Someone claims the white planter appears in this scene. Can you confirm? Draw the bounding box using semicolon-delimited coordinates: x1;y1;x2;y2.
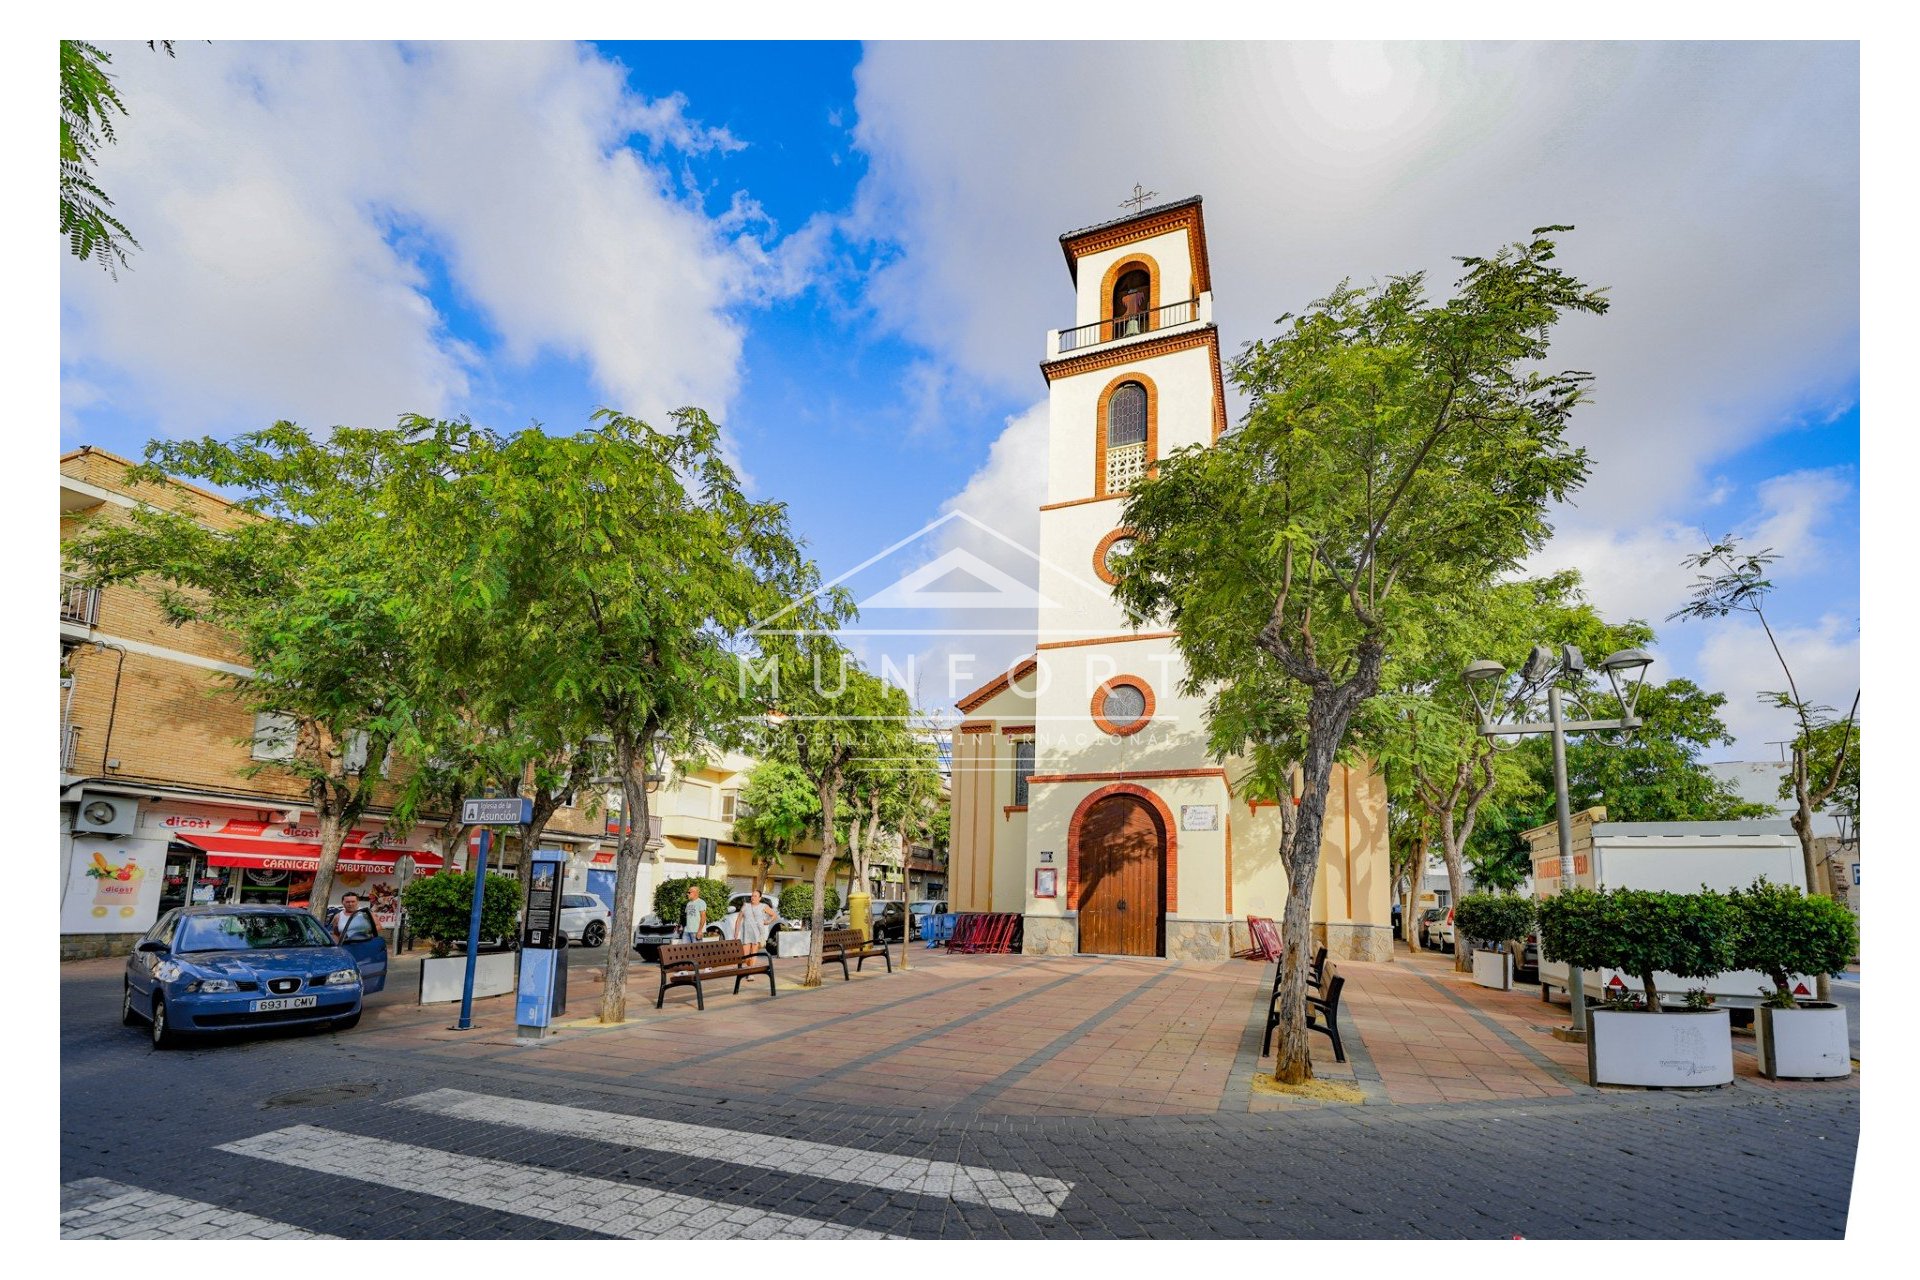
1757;1002;1851;1079
1472;948;1513;991
1587;1007;1733;1088
773;930;812;958
418;951;517;1004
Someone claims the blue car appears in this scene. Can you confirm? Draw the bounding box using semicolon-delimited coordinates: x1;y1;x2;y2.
122;904;387;1049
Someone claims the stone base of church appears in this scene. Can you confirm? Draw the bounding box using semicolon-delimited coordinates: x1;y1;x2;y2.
1021;915;1077;956
1315;921;1396;963
1165;919;1232;962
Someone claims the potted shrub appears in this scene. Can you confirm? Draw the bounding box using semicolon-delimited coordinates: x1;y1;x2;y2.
1454;892;1535;991
1538;886;1738;1087
652;876;735;938
1731;878;1857;1079
773;883;840;956
402;870;522;1003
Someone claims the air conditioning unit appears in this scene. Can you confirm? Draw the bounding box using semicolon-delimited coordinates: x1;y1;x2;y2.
74;790;140;837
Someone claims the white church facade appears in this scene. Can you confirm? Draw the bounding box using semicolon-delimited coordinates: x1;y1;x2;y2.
947;196;1393;963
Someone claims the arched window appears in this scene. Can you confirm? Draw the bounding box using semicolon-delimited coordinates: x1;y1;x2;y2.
1107;382;1148;448
1112;269;1151;336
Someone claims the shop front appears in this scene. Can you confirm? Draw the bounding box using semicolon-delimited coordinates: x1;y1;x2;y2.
172;819;442;928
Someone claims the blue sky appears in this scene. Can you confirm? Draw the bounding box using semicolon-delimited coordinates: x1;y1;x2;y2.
59;41;1859;754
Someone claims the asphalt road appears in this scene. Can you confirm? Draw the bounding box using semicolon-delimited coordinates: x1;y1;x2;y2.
62;951;1859;1240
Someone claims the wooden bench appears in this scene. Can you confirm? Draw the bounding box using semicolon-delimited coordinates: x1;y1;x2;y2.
821;929;892;980
1262;960;1346;1063
655;939;776;1010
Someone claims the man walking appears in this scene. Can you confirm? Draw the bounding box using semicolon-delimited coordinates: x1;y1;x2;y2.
681;884;708;943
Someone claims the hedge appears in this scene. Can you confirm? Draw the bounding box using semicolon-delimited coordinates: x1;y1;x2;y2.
1730;877;1858;1005
652;877;732;933
1537;886;1740;1010
400;870;522;958
1453;893;1536;948
778;882;840;925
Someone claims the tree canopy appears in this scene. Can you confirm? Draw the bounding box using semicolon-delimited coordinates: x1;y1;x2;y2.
1115;228;1607;1081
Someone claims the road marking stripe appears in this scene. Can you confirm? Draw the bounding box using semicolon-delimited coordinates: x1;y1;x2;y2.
61;1177;334;1240
217;1125;894;1239
394;1087;1074;1217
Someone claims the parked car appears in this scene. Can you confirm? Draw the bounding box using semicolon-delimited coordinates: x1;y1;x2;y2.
908;899;948;939
1431;906;1456;952
631;908;731;961
1416;907;1445;950
559;893;611;948
122;905;386;1049
869;901;910;943
1506;930;1540;981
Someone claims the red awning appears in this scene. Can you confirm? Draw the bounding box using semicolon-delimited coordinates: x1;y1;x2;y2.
179;833;442;875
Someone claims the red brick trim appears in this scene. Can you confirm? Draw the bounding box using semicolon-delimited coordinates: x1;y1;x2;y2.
1091;527;1141;586
1038;493;1128;513
1060;200;1209;295
1095;253;1162;346
1003;804;1028;817
957;721;994;734
1090;675;1155;737
1029;767;1227;785
1093;371;1158;499
1065;783;1177;913
999;724;1036;735
955;657;1038;713
1035;630;1172;651
1041;326;1216;384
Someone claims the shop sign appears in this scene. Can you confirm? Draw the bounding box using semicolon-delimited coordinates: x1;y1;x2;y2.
63;836;167;934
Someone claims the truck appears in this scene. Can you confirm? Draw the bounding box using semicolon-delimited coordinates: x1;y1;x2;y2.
1530;813;1815;1024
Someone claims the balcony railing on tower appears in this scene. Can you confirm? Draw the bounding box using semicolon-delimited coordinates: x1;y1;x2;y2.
61;574;99;628
1056;298;1199;356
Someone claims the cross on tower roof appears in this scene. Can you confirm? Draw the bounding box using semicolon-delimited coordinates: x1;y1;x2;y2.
1119;183;1159;215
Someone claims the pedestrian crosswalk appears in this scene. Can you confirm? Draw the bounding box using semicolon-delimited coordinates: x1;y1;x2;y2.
62;1086;1077;1240
396;1087;1074;1216
61;1177;337;1240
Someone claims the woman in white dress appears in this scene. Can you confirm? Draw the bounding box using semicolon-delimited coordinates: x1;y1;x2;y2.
737;890;777;954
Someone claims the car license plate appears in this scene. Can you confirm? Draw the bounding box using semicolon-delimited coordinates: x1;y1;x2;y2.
249;995;318;1012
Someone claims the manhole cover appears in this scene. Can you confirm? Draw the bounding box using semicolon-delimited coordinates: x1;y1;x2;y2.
261;1080;382;1108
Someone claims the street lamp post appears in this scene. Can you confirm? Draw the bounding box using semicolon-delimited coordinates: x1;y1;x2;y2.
1463;645;1652;1039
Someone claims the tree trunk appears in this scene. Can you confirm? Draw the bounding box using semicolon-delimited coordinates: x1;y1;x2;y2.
309;798;347;923
1789;753;1833;1001
598;730;652;1024
1640;970;1663;1011
803;779;839;987
438;818;471;875
1441;827;1470;972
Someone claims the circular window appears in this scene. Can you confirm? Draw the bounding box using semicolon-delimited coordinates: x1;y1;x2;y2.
1093;528;1140;586
1090;677;1155;736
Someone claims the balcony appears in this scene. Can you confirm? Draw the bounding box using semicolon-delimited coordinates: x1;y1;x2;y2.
61;574;99;629
1050;295;1207;359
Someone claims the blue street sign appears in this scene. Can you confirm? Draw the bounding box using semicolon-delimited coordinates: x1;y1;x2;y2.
461;796;534;826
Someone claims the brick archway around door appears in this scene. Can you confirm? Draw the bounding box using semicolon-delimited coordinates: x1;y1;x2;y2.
1066;782;1178;913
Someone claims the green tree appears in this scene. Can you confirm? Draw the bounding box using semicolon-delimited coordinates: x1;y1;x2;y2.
1538;886;1739;1011
395;410;829;1024
1729;878;1858;1004
735;760;819;892
1114;229;1605;1081
1453;892;1535;950
1672;536;1859;996
1377;572;1625;968
60;40;174;274
400;870;520;957
65;424;417;919
756;640;906;986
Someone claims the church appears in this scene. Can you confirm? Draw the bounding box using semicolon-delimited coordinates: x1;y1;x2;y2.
946;195;1393;964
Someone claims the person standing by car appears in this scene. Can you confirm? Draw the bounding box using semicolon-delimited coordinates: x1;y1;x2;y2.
681;885;708;943
733;890;777;954
330;892;369;942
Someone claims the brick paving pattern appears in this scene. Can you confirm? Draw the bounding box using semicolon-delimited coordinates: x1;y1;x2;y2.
61;940;1859;1239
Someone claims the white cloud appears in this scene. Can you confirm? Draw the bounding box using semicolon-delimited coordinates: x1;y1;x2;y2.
61;41;804;443
1695;614;1860;755
845;42;1858;520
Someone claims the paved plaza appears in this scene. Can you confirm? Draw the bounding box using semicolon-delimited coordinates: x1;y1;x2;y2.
61;942;1859;1239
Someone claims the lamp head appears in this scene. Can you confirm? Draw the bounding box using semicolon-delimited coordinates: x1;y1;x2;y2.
1598;648;1655;723
1461;659;1508;729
